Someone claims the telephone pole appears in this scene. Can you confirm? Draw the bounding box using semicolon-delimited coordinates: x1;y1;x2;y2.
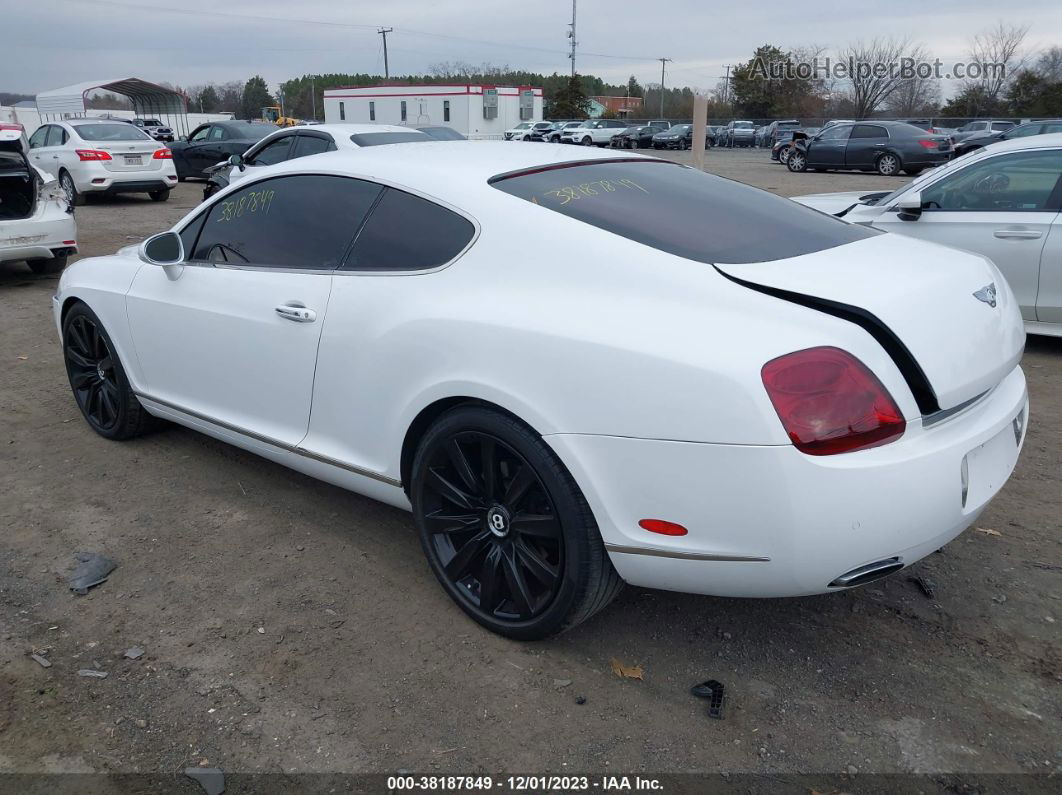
723;64;732;104
658;57;672;117
378;27;393;79
567;1;577;77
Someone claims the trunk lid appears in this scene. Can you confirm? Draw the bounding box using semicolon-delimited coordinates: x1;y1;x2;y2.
715;233;1025;412
97;140;163;172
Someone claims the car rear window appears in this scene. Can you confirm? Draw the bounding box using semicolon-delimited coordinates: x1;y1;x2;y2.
74;124;151;141
490;160;876;264
349;132;429;146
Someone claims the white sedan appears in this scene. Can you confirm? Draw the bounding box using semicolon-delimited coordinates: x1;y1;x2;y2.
793;134;1062;337
54;142;1028;639
27;118;177;205
0;123;77;274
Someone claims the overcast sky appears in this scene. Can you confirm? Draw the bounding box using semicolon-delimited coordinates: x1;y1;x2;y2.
6;0;1062;95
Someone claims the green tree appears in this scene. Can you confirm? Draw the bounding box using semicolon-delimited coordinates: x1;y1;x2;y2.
940;83;1008;118
546;75;592;119
197;85;220;113
627;75;643;98
239;75;275;120
1005;69;1062;116
731;44;815;118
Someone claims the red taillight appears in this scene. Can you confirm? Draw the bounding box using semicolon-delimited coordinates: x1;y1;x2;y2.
638;519;688;537
0;123;24;132
761;346;905;456
76;149;112;161
917;139;938;149
153;149;172;159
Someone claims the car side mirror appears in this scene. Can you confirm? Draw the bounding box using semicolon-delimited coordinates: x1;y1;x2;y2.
139;231;184;265
228;153;245;171
896;190;923;221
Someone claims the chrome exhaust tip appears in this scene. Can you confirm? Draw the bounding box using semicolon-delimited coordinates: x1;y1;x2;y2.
828;557;904;588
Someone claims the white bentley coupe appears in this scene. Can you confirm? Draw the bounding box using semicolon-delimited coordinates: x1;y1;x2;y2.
55;142;1028;639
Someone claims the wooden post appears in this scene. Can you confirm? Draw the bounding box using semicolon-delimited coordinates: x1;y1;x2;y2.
692;93;708;170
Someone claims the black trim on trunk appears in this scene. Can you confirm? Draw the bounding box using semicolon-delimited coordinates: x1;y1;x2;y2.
715;267;941;415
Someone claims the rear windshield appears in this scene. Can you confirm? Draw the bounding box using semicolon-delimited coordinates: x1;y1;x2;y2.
349;132;428;146
74;124;152;141
490;160;875;264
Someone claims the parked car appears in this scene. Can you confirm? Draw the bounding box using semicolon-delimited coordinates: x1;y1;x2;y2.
722;121;756;147
787;121;952;176
953;119;1062;157
707;126;723;146
648;119;672;129
55;141;1027;639
754;126;769;147
0;123;76;275
651;124;713;150
132;118;174;143
545;121;583;143
611;125;665;149
169;120;276;181
26;118;177;205
766;120;802;147
792;133;1062;336
415;126;467;141
202;124;431;200
770;130;801;163
527;122;559;141
952;119;1017;144
504;122;537;141
559;119;628;146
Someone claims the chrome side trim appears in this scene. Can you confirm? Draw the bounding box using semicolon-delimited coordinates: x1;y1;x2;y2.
135;392;402;488
605;543;770;562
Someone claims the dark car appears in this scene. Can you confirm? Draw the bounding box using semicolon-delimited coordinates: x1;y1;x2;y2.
651;124;713;150
953;119;1062;157
415;126;467;141
612;125;665;149
770;129;802;163
169;120;277;180
951;119;1017;145
766;119;801;147
787;121;952;176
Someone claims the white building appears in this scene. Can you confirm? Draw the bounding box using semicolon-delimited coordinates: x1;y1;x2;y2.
322;84;543;139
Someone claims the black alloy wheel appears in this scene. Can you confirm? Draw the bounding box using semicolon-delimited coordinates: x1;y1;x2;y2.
412;406;622;639
62;303;162;440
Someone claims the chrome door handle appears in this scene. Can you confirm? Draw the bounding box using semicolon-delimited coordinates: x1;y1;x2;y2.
275;304;317;323
993;229;1042;240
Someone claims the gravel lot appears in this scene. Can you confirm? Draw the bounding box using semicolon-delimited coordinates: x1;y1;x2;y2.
1;146;1059;787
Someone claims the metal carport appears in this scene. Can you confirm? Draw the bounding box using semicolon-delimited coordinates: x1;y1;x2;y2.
35;78;190;138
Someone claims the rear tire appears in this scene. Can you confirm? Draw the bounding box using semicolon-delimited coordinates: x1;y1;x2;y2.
62;302;164;441
27;255;68;275
149;189;170;202
411;405;622;640
59;171;84;207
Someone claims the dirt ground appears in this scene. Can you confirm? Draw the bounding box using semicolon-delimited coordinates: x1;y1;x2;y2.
1;147;1059;789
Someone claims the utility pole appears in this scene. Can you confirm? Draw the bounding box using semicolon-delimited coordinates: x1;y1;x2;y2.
567;0;577;77
658;57;672;117
723;64;732;105
311;77;317;121
378;27;393;79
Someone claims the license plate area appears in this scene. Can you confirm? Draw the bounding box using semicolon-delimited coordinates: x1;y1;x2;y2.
124;155;143;166
962;412;1022;512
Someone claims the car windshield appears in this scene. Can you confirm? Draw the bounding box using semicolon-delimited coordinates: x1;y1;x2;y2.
74;123;152;141
349;132;430;146
491;160;875;264
734;122;754;129
141;119;162;126
514;123;532;130
671;125;691;133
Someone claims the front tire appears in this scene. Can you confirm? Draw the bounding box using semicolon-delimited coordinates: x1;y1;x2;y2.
62;302;163;440
27;255;68;275
787;150;808;172
149;189;170;202
411;406;622;640
60;171;84;207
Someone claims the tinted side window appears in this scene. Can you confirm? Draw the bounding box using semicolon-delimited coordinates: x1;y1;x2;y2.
179;212;207;257
192;175;383;269
292;134;336;157
818;125;851;141
249;135;295;165
208;126;226;141
343;188;475;271
28;127;49;148
45;126;66;146
920;150;1062;212
851;125;886;139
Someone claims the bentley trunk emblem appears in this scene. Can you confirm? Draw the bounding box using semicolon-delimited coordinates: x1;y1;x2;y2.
973;283;997;308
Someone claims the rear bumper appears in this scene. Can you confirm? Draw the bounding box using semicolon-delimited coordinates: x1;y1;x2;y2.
75;164;178;194
546;365;1027;598
98;179;174;195
0;210;77;264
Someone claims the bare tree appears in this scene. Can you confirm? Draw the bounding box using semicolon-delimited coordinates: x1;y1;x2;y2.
883;72;941;116
1036;45;1062;82
968;21;1029;102
838;38;926;118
